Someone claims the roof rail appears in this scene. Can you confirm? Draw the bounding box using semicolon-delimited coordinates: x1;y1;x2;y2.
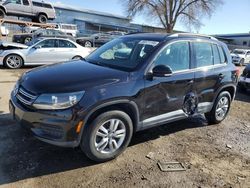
169;33;218;41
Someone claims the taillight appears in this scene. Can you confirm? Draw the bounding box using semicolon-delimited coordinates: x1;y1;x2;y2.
236;68;241;78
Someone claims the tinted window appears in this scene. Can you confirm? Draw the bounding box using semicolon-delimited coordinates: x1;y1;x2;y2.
194;42;213;67
154;41;190;71
212;44;220;65
218;46;226;63
58;40;76;48
37;39;57;48
10;0;21;4
23;0;29;5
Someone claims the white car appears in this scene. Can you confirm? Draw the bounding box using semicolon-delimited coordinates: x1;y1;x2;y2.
0;38;92;69
231;49;250;66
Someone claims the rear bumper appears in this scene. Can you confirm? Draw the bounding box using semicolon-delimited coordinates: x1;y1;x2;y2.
10;92;82;148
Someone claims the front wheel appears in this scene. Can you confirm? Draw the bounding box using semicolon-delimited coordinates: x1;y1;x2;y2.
205;91;231;124
84;41;93;47
81;111;133;162
4;54;24;69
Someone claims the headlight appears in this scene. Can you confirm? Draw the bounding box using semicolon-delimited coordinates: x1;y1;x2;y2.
33;91;85;110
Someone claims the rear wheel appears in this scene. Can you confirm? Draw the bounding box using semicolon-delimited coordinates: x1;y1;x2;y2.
81;110;133;162
24;36;32;44
84;41;92;47
4;54;24;69
72;56;82;60
205;91;231;124
37;14;48;23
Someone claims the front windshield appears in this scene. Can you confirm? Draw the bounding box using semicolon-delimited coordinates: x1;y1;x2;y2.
233;50;246;55
86;38;160;71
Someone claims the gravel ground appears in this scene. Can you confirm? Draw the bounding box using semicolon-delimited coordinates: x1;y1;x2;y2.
0;67;249;188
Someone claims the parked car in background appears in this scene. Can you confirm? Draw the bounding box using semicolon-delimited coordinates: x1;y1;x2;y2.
9;33;238;162
13;28;76;44
0;38;91;69
0;0;56;23
55;23;78;37
238;64;250;92
76;31;126;47
231;49;250;66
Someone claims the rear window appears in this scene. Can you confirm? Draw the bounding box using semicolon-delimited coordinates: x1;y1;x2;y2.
218;46;226;63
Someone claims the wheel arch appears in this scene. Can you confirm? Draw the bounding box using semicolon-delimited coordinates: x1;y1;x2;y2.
214;84;236;103
3;53;26;64
0;6;7;14
80;100;140;141
37;12;48;18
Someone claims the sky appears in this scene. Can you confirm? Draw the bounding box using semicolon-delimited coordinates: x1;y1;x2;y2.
48;0;250;35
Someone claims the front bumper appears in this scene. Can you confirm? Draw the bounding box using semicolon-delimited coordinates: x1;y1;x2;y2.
10;92;83;147
238;76;250;89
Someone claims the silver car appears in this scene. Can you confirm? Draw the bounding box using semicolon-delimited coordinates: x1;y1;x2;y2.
0;38;92;69
0;0;56;23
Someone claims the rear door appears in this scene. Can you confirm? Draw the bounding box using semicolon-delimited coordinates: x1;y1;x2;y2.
57;39;78;60
142;40;195;126
192;41;226;113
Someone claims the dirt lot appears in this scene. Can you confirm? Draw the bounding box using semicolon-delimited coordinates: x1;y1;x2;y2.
0;67;249;188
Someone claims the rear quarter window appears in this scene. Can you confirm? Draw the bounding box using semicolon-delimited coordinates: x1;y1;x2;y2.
218;46;226;64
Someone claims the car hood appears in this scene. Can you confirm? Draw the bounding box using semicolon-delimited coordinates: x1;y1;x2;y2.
19;60;129;94
0;41;28;49
231;53;244;58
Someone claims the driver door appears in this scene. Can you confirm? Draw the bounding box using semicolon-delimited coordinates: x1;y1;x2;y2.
26;39;59;64
142;41;195;127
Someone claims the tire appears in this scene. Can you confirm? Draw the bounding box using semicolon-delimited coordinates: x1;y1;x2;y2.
72;56;82;60
24;36;32;44
84;41;92;47
81;110;133;162
205;91;232;125
0;9;5;19
4;54;24;69
37;14;48;24
239;59;245;66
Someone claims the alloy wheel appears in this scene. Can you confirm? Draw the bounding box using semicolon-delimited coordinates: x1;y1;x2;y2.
94;119;126;154
215;96;229;121
5;55;22;69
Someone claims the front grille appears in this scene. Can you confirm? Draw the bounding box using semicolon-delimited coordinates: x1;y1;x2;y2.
16;87;37;106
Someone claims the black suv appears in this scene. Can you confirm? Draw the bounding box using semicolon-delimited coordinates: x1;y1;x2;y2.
10;33;239;162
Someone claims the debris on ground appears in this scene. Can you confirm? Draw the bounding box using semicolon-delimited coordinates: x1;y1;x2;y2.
146;152;155;160
157;161;186;172
226;144;232;149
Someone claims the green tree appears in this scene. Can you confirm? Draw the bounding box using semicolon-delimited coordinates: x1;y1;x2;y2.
122;0;223;33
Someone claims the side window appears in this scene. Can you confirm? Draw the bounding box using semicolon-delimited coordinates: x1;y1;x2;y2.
212;44;220;65
10;0;21;4
218;46;226;64
58;40;76;48
36;39;57;48
154;41;190;71
22;0;29;5
193;42;213;67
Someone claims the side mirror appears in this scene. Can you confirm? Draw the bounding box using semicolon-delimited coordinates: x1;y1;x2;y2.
152;64;173;77
34;45;42;49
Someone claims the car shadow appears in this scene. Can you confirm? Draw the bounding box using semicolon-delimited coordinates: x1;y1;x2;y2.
0;113;208;185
